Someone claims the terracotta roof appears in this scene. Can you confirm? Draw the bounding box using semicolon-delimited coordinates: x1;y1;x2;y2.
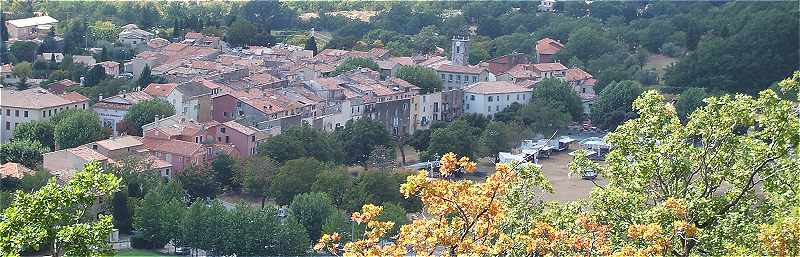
532;62;567;72
376;60;398;70
536;38;564;55
389;57;414;66
95;135;143;151
565;68;593;81
143;154;173;169
148;38;170;49
68;146;111;162
185;32;203;39
143;83;178;97
46;79;79;94
195;79;221;90
314;77;344;90
368;48;390;58
464;81;532;94
223;121;257;135
1;88;88;109
142;137;204;157
164;43;189;52
0;162;32;179
436;64;485;74
505;64;538;79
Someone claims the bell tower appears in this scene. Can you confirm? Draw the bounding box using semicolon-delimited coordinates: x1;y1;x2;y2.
451;35;470;66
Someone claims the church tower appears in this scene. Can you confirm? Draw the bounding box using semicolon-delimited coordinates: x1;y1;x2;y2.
451;35;470;66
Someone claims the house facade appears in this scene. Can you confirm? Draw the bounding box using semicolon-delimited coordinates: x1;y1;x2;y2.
462;81;533;119
5;16;58;40
0;88;89;143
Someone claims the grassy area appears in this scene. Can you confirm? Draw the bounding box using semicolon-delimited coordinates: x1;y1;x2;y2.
113;249;166;257
644;54;678;77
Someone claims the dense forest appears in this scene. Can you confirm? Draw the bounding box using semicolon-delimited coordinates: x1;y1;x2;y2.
5;0;797;94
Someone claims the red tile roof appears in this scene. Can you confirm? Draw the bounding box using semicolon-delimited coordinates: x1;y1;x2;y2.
565;67;593;81
536;38;564;55
142;137;204;157
0;162;32;179
143;83;178;97
61;92;90;103
532;62;568;72
464;81;532;94
46;79;79;94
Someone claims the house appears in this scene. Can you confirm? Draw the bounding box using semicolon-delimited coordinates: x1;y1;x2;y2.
97;61;121;76
118;24;154;47
40;53;65;63
93;90;154;136
212;121;261;156
479;53;529;75
143;82;212;122
1;64;18;85
0;162;33;179
0;88;89;143
435;64;493;91
182;32;224;50
462;81;533;119
538;0;557;12
535;38;564;63
43;145;114;182
141;136;206;172
565;67;597;114
5;15;58;40
45;79;79;94
499;62;568;84
409;89;463;133
87;135;145;159
73;55;97;66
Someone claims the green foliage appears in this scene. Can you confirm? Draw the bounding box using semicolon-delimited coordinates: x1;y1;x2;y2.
376;202;408;237
237;156;278;203
590;80;643;130
111;190;133;234
270;158;325;205
211;153;237;190
54;109;106;149
133;183;185;249
426;120;479;159
518;101;572;135
347;171;420;212
336;119;393;167
0;139;47;169
395;65;442;94
531;78;584;121
123;99;176;136
9;41;37;63
675;87;709;121
137;65;152;86
11;120;55;151
0;162;120;256
412;25;442;55
83;64;107;87
176;165;220;202
331;57;380;77
478;121;528;160
311;167;353;209
290;192;335;241
259;124;344;164
225;18;258;47
305;35;318;55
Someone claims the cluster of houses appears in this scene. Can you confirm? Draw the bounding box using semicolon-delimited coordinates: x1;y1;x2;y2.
2;14;598;182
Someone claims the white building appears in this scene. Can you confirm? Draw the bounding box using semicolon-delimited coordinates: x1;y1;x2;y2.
0;87;89;143
5;15;58;40
118;24;154;47
93;90;154;136
462;81;532;119
538;0;557;12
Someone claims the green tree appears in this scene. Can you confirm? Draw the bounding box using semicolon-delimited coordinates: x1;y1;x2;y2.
12;62;32;90
376;202;408;237
305;35;318;55
518;100;572;135
336;119;393;168
83;64;106;87
555;26;616;63
590;80;643;130
53;109;106;149
330;57;380;77
290;192;335;241
12;120;55;150
133;185;186;249
311;167;353;209
237;156;279;207
675;87;709;121
412;25;441;55
426;120;479;159
275;216;311;255
111;190;133;234
477;121;511;160
225;18;257;47
0;162;120;256
87;21;119;43
346;172;417;212
123;98;175;136
258;124;344;164
531;78;584;121
211;153;237;190
0;139;47;169
570;73;800;255
177;165;220;202
395;65;442;94
270;158;325;205
137;65;152;86
9;41;37;63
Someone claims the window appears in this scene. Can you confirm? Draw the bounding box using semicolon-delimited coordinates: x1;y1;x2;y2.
5;122;9;130
582;87;586;93
5;109;9;116
42;111;46;117
448;74;453;82
14;110;19;117
496;106;499;111
466;104;470;110
225;136;230;143
456;75;461;81
472;76;477;82
470;95;475;101
251;135;255;142
23;111;28;118
433;103;439;112
522;94;526;100
165;169;170;177
517;94;520;100
48;110;52;116
507;95;510;101
488;96;493;102
221;127;226;133
441;74;446;80
488;106;491;112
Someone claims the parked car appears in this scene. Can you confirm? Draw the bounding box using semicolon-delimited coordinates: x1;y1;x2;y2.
582;169;598;180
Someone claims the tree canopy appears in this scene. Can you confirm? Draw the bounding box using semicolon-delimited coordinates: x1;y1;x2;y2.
336;119;393;167
259;124;344;164
53;109;106;149
123;98;176;136
395;65;442;94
